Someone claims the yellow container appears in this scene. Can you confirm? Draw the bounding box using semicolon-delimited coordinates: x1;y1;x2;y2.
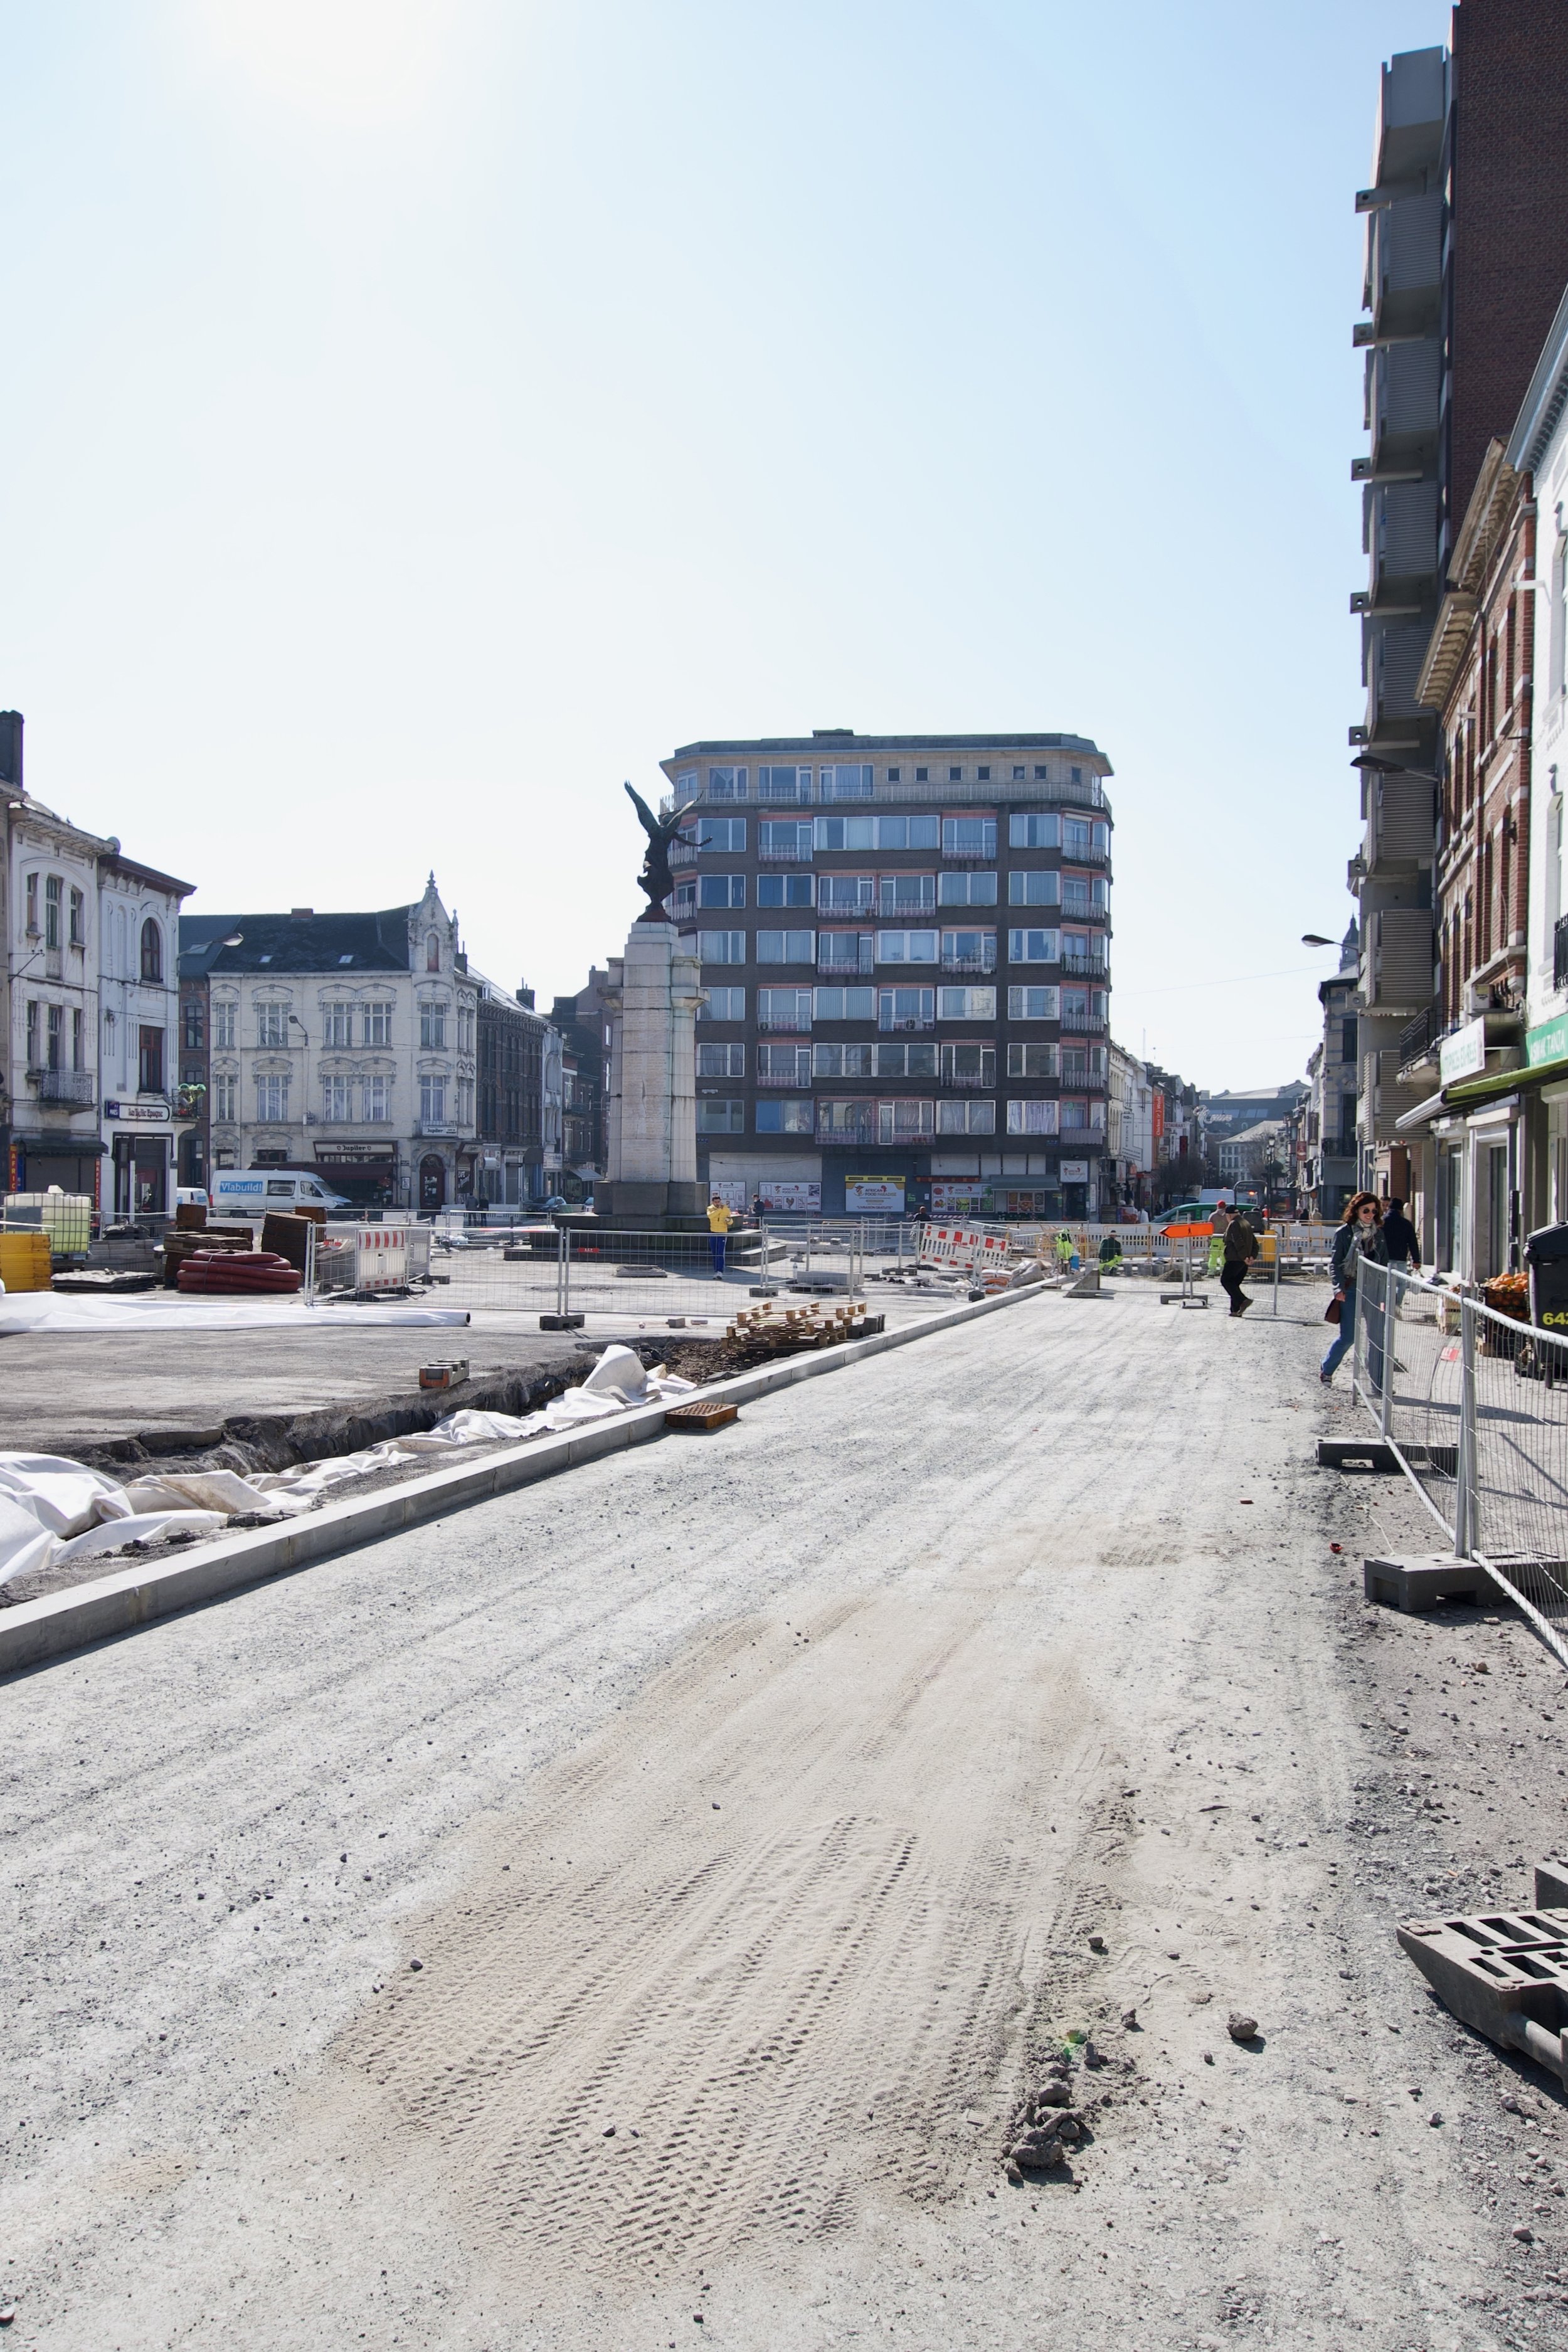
0;1230;53;1291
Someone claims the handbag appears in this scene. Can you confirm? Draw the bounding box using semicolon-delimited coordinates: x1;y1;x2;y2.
1323;1296;1343;1325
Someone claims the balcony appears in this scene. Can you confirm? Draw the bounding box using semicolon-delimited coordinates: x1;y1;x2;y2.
756;780;813;805
941;844;997;864
756;1014;812;1034
818;948;874;977
1397;1004;1440;1072
941;950;997;973
1061;955;1108;979
757;1068;810;1086
665;773;1109;818
29;1068;95;1105
758;844;812;863
943;1069;995;1089
817;1121;876;1148
1061;1011;1106;1033
1061;902;1108;926
877;1015;935;1034
669;842;697;868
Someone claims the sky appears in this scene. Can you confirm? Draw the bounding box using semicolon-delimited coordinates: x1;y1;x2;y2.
0;0;1451;1091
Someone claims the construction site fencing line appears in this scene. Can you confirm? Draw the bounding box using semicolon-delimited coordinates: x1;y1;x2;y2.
1352;1259;1568;1671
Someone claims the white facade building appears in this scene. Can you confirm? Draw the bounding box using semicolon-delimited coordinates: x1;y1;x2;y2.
181;879;478;1212
1;716;191;1210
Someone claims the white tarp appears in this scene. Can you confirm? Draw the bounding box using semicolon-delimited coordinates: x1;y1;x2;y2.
0;1295;471;1335
0;1347;698;1590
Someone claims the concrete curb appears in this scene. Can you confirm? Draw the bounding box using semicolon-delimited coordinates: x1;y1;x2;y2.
0;1278;1046;1677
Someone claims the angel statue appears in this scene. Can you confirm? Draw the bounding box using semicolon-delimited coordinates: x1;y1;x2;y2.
625;781;686;920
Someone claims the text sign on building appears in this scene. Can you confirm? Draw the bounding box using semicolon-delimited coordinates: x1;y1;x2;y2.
845;1176;904;1213
1059;1159;1089;1182
1439;1019;1487;1084
103;1099;171;1123
1528;1015;1568;1068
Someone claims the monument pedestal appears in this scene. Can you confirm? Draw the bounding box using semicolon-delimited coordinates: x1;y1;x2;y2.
594;920;707;1229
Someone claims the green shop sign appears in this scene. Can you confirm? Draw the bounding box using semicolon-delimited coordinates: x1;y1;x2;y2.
1528;1016;1568;1067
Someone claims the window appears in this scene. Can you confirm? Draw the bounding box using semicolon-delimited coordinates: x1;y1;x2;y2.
1009;929;1060;964
813;985;876;1020
182;1000;204;1050
420;1075;448;1126
977;766;990;781
420;1001;448;1049
322;1076;352;1121
939;871;997;906
212;999;236;1049
938;1098;996;1135
758;819;811;857
815;815;874;852
24;873;38;935
321;1002;354;1047
875;929;938;963
1062;933;1098;967
757;765;808;802
818;1098;877;1140
456;1076;474;1129
878;874;935;913
256;1073;289;1122
820;874;876;911
701;986;747;1021
1009;871;1061;905
943;818;996;859
755;986;811;1029
820;763;873;800
938;987;997;1019
887;766;901;783
1007;1099;1059;1135
694;815;746;850
1010;983;1062;1020
699;874;746;908
1061;1098;1104;1130
1007;1042;1059;1078
813;1042;876;1078
698;1042;746;1076
707;765;748;798
756;1042;809;1082
426;931;441;972
1010;812;1060;848
1062;874;1093;909
879;1098;935;1142
879;987;935;1030
757;872;814;908
1071;766;1083;785
948;766;963;782
699;930;746;964
818;932;872;974
47;1004;63;1071
256;1000;288;1047
1012;765;1025;780
874;1040;938;1078
45;875;61;950
139;917;162;982
755;1098;814;1134
1341;1016;1359;1062
212;1074;236;1122
676;769;697;797
72;1007;83;1071
874;814;939;849
696;1098;745;1133
363;1000;393;1046
941;1043;995;1086
756;930;815;963
457;1001;475;1052
914;766;929;781
941;929;995;969
25;999;39;1067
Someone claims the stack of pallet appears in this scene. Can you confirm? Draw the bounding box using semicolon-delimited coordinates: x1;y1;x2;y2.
724;1298;872;1354
161;1222;258;1289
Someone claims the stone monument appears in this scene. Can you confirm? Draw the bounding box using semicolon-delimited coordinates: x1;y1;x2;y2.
594;787;707;1226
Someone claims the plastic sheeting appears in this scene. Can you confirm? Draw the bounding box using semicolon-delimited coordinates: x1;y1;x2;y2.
0;1347;699;1590
0;1295;472;1335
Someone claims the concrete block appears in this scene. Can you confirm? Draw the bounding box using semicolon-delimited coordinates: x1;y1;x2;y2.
1318;1437;1399;1473
1363;1553;1504;1612
1536;1860;1568;1910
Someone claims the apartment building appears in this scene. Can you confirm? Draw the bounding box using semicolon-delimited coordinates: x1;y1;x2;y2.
178;878;477;1210
1353;18;1568;1221
472;973;559;1207
658;730;1113;1217
1298;927;1361;1220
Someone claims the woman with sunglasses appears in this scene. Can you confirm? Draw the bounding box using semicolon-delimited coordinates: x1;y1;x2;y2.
1321;1191;1388;1386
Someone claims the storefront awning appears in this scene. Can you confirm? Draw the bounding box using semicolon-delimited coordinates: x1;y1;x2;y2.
1394;1048;1568;1132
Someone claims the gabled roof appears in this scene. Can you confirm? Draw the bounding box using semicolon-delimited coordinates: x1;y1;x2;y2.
179;907;413;977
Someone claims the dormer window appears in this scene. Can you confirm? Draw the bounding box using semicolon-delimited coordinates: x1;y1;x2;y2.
426;932;440;972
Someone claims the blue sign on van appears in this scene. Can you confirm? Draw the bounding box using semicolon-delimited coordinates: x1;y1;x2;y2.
221;1178;265;1195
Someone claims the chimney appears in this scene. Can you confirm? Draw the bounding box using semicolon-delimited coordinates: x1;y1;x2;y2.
0;710;23;792
290;906;314;920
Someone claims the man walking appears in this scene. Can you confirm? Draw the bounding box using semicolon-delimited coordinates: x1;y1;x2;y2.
1216;1200;1258;1317
706;1192;735;1276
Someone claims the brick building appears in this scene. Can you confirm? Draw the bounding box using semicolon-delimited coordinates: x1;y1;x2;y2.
657;731;1113;1219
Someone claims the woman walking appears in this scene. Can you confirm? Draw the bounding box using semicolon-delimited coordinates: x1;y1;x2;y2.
1321;1191;1388;1387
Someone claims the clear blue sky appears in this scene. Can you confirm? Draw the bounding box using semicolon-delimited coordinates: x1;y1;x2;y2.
0;0;1448;1088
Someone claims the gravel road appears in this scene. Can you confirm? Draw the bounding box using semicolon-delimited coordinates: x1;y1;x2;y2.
5;1282;1566;2350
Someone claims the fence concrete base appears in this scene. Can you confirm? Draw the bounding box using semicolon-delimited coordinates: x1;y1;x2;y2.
1318;1438;1400;1473
0;1278;1045;1678
1363;1554;1505;1613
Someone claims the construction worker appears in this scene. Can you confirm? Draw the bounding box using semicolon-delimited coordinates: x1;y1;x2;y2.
706;1193;736;1275
1054;1229;1074;1273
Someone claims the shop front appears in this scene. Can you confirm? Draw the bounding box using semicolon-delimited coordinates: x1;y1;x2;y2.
312;1142;398;1209
104;1098;173;1219
9;1133;105;1203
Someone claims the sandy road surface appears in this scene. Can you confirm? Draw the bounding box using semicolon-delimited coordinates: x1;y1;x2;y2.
5;1283;1567;2349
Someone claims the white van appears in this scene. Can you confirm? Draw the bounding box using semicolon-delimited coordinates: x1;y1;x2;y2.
211;1169;351;1217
